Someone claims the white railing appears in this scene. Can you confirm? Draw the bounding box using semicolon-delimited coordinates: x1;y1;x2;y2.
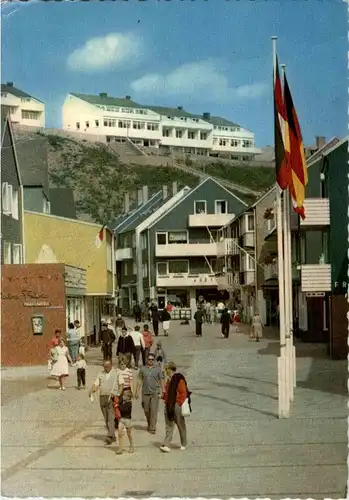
217;238;239;256
299;264;331;292
155;242;218;257
115;247;132;261
300;198;330;226
188;213;234;227
156;273;217;287
264;262;278;281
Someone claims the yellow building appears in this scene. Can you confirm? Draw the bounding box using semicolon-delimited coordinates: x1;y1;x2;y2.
24;210;117;342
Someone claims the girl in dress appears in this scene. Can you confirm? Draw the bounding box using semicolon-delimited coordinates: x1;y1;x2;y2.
50;339;72;390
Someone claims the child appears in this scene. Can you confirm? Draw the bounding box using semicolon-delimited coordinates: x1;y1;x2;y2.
142;324;153;364
116;390;134;454
76;354;87;389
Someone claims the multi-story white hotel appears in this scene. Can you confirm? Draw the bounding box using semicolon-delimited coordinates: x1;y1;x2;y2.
62;92;260;160
1;83;45;128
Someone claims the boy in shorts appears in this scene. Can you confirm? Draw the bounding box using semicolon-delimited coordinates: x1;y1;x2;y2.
116;390;134;454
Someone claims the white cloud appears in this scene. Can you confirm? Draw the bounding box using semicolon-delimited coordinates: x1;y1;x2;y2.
130;60;267;101
67;33;142;72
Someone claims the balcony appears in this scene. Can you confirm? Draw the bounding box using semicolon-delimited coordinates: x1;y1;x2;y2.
241;270;255;286
242;232;254;247
264;262;278;281
189;213;234;227
115;247;132;261
299;264;331;292
155;242;218;258
300;198;330;227
156;273;217;288
217;238;239;256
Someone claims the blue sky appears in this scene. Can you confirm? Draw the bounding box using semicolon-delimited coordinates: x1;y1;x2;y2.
2;0;346;147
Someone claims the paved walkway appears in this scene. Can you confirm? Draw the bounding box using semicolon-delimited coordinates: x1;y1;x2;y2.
1;322;347;498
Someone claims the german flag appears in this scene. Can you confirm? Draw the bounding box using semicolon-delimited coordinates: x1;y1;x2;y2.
283;73;308;219
273;55;290;190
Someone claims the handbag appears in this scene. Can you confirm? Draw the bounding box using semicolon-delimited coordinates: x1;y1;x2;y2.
181;398;191;417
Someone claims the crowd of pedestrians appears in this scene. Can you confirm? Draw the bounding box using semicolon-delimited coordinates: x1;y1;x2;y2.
46;299;263;455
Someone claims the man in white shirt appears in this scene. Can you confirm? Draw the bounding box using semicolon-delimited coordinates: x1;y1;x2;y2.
130;325;145;369
217;301;225;320
89;360;124;445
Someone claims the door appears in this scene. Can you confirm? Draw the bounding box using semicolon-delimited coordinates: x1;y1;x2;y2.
157;295;166;309
305;297;326;342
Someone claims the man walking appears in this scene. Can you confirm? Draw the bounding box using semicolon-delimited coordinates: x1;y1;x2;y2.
116;327;135;368
150;303;160;337
133;302;142;323
194;307;205;336
135;353;165;434
130;325;145;368
89;360;124;445
100;322;116;362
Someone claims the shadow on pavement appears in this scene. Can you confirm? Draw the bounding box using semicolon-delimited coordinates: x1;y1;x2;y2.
210;380;277;401
195;392;277;418
222;373;277;387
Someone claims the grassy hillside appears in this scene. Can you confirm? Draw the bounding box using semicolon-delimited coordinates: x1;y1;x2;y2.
42;134;199;224
193;161;275;192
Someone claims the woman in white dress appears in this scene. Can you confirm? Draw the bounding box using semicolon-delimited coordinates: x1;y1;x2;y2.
50;339;72;390
251;311;264;342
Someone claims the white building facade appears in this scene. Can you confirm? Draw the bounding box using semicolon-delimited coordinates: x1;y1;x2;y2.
62;93;260;160
1;83;45;128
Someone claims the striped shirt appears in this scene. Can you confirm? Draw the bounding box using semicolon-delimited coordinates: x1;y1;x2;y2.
119;367;133;389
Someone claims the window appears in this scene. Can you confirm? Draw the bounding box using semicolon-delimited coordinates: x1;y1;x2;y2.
95;120;99;127
194;200;207;214
200;132;207;140
157;233;167;245
107;243;113;272
169;260;189;274
215;200;227;215
247;214;254;231
1;92;7;97
188;131;195;140
163;129;170;137
43;199;51;214
147;122;159;131
118;120;130;128
242;140;253;148
132;233;136;248
104;118;116;127
85;121;89;128
176;130;183;139
12;189;19;220
157;262;168;276
242;156;250;161
133;261;137;275
123;261;129;276
219;138;227;146
168;231;188;244
123;234;130;248
141;233;147;250
133;121;144;130
3;242;11;264
21;110;39;120
76;122;80;130
2;182;12;215
21;98;31;103
231;139;239;147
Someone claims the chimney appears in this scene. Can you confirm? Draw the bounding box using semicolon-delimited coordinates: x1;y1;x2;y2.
126;95;131;100
124;192;130;213
162;185;168;200
177;106;183;111
99;92;108;98
203;112;210;120
172;181;178;196
316;136;326;150
6;82;13;87
137;189;143;206
142;185;149;204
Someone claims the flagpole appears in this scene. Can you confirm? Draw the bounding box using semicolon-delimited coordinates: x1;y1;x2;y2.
281;63;296;393
272;36;289;418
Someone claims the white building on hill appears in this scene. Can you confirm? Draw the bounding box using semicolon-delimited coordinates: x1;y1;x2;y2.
1;82;45;127
62;92;260;160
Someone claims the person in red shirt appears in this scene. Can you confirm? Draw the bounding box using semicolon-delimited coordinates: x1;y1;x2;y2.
47;329;62;350
160;362;191;453
141;324;153;365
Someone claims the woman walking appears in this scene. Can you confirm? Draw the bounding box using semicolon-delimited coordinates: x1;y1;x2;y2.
160;362;191;453
50;339;72;390
251;311;264;342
